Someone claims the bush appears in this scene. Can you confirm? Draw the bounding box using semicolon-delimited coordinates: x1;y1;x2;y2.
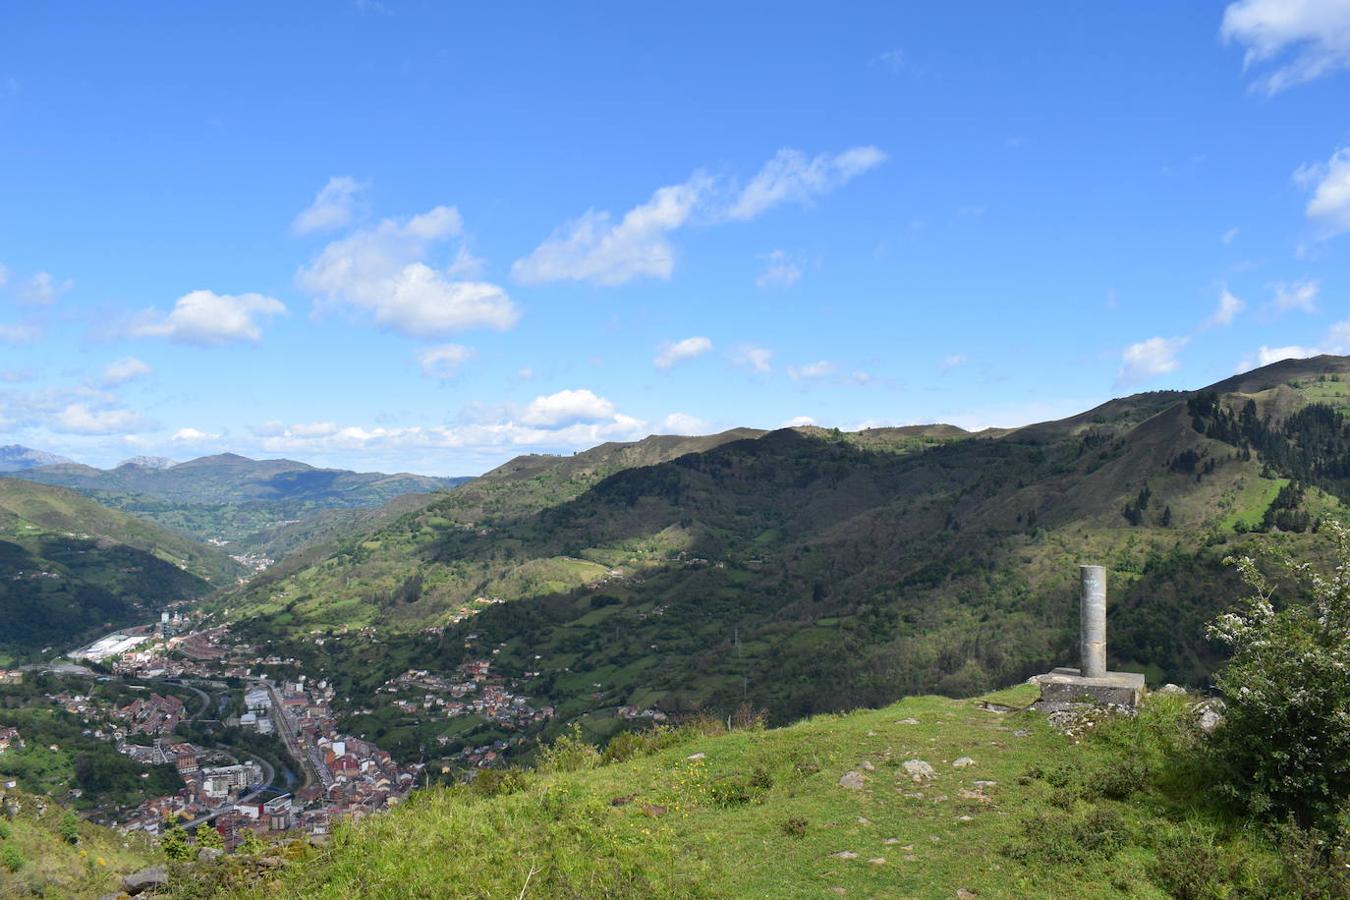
469;768;528;798
1004;806;1129;865
780;817;807;838
1;843;22;873
536;725;600;774
1147;826;1252;900
60;810;79;845
1207;521;1350;830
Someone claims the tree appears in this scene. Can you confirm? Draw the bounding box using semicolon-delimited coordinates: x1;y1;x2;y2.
237;829;266;855
60;810;79;845
1207;519;1350;830
160;817;194;861
195;823;225;851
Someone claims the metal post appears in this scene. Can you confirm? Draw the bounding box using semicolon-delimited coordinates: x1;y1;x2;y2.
1079;565;1107;678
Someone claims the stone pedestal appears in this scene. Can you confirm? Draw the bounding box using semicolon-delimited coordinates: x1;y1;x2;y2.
1033;667;1145;710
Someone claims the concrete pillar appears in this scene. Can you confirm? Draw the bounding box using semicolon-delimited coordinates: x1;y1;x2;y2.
1080;565;1107;677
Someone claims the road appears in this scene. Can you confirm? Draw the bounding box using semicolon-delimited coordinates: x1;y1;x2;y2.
180;750;278;829
256;679;323;790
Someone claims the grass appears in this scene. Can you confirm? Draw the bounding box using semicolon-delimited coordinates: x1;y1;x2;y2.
0;788;159;897
219;686;1300;899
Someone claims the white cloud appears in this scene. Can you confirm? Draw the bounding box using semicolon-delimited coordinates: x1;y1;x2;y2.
513;146;884;287
171;427;221;442
519;388;618;427
871;49;906;73
755;249;803;289
939;353;968;373
1272;278;1320;313
0;323;40;343
782;415;816;427
511;175;711;286
285;422;338;437
733;345;773;374
1296;146;1350;236
132;290;287;345
727;146;887;221
298;206;518;337
659;412;708;434
1221;226;1240;244
1221;0;1350;93
102;357;152;385
54;403;143;435
21;271;73;304
1208;289;1246;327
418;343;476;380
788;360;837;381
1236;317;1350;371
252;396;665;463
292;176;367;235
1117;336;1189;385
654;336;713;369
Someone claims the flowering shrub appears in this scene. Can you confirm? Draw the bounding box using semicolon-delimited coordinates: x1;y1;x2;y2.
1207;520;1350;831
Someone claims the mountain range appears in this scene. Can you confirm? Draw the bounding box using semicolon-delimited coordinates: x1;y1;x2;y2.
7;451;468;559
219;356;1350;762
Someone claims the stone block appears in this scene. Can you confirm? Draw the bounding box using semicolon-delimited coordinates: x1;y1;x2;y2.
1032;668;1145;709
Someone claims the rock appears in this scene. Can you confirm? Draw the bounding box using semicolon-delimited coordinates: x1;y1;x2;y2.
897;717;920;725
832;850;859;860
255;856;288;869
973;780;998;788
856;816;872;826
867;857;887;865
957;815;974;822
686;752;705;760
957;890;978;899
830;889;847;896
642;804;668;817
1193;699;1226;734
122;867;168;896
882;838;901;845
198;847;224;862
952;756;975;768
902;759;936;782
860;760;876;772
838;770;866;790
1157;683;1186;696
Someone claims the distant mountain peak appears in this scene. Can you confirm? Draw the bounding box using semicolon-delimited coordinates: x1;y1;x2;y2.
0;444;75;473
117;455;178;470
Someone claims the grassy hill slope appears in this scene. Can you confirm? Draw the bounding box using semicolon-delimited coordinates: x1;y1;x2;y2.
213;686;1308;898
0;479;244;662
0;787;159;897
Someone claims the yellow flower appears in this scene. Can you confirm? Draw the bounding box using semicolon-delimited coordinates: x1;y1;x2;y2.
97;857;107;867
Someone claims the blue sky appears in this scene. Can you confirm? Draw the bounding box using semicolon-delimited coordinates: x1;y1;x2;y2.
1;2;1348;475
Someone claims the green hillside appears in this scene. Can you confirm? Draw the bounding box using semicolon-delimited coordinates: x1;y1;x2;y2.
223;357;1350;763
0;786;159;897
194;686;1320;898
13;453;466;558
0;479;244;662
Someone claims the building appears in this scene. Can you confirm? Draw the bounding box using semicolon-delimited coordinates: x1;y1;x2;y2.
0;727;21;753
